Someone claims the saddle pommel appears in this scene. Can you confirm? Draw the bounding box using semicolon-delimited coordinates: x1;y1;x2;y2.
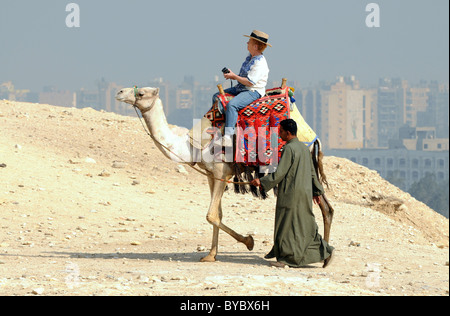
217;84;225;96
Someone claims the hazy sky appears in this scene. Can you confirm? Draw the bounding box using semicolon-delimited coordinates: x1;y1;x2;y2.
1;0;448;91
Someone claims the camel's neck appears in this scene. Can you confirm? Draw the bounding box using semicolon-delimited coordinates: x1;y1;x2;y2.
140;98;189;162
141;98;173;146
141;98;169;137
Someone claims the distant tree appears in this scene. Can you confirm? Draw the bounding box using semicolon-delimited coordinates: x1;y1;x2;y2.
408;173;449;218
386;171;405;190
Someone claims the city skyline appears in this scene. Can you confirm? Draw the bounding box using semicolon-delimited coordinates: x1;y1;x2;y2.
2;74;448;145
1;0;448;92
2;72;449;94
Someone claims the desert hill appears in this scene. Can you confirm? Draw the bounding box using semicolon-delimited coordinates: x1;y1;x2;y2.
0;100;448;296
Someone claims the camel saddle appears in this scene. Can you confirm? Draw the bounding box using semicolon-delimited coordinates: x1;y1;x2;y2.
189;86;317;167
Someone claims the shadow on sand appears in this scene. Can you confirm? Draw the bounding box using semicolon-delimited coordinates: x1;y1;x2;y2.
1;250;320;268
31;250;270;266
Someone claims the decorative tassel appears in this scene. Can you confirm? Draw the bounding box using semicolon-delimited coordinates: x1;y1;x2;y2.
259;186;268;200
233;164;241;194
233;178;240;194
244;167;259;198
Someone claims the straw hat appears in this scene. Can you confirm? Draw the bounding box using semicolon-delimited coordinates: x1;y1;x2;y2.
244;30;272;47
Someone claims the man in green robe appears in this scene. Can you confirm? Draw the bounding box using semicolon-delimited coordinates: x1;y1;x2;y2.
251;119;335;268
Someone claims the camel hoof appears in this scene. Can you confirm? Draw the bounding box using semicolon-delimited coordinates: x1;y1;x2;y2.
200;254;216;263
245;235;254;251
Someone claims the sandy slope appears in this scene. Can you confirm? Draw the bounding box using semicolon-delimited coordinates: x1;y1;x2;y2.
0;100;448;296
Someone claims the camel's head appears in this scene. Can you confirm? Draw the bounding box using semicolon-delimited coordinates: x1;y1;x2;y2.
115;87;160;113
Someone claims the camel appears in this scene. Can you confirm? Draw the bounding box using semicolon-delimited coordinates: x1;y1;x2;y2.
115;86;334;263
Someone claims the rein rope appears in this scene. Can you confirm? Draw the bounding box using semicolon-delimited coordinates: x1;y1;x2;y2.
132;86;251;185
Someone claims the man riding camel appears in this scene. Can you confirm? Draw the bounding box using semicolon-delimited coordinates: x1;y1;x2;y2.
212;30;271;147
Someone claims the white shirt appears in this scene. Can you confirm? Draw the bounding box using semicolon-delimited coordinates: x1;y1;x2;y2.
237;54;270;97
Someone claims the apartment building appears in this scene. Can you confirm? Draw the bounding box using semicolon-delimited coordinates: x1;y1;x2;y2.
320;76;377;149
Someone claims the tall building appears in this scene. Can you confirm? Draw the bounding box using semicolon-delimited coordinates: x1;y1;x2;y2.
420;82;449;138
377;78;408;148
405;86;429;127
297;88;323;138
321;76;377;149
1;81;34;102
76;80;130;116
176;89;193;110
193;84;214;119
39;86;76;108
76;88;100;110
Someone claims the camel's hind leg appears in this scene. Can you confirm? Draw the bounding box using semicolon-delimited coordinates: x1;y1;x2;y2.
201;177;254;262
310;139;334;243
318;193;334;243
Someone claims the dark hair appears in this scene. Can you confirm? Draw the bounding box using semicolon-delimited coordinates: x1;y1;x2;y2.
280;119;297;136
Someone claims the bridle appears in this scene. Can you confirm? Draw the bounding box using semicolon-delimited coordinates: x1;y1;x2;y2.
132;85;139;107
133;85;154;114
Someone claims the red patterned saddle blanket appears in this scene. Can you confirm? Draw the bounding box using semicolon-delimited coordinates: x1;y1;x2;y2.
205;87;291;167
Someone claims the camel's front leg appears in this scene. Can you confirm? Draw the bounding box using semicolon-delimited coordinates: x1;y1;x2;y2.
200;177;222;262
201;178;254;262
200;204;223;262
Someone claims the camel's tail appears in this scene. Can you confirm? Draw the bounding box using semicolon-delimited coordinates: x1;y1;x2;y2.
312;139;329;189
